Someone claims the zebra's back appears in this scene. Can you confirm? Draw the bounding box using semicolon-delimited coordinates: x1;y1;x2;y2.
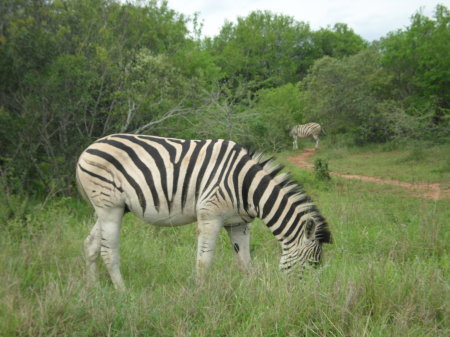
76;134;251;226
294;123;321;138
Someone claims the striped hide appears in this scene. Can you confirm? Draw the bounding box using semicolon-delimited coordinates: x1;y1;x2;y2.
76;134;332;289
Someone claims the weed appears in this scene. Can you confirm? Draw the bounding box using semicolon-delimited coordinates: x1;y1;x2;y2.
314;158;331;181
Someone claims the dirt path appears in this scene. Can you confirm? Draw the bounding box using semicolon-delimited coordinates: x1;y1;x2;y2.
287;148;450;201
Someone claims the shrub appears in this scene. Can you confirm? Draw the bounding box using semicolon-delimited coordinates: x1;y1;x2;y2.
314;158;331;181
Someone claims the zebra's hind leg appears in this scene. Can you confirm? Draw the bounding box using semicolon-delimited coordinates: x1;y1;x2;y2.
84;220;101;287
195;217;222;283
313;134;320;148
225;223;251;272
96;206;126;290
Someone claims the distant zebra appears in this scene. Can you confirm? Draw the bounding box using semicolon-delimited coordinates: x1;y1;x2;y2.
76;134;332;290
290;123;322;149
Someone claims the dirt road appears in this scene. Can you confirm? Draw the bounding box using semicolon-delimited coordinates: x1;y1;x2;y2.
287;148;450;201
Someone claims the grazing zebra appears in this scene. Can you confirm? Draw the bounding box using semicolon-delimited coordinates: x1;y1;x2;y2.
76;134;332;289
290;123;322;149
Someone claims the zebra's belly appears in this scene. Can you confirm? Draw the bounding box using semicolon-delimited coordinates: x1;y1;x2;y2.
149;213;197;227
222;212;249;226
138;208;198;227
132;206;248;227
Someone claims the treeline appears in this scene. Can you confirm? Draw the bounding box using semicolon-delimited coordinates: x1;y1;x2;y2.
0;0;448;195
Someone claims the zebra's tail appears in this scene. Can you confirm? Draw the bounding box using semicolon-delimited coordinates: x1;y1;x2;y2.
321;127;326;135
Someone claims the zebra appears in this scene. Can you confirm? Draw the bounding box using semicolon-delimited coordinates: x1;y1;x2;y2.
76;134;332;290
290;123;322;149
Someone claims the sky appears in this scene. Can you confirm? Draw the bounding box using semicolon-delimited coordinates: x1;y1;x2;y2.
165;0;447;41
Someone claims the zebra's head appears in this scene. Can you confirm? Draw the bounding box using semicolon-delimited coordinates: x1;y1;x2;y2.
280;215;332;272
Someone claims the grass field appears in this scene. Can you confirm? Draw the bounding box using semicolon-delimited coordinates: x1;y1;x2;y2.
306;142;450;183
1;144;449;336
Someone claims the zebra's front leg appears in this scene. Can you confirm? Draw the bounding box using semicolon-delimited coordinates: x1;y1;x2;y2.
293;137;298;150
225;223;251;272
196;217;222;283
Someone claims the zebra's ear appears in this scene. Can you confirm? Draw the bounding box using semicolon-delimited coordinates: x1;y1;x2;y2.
305;219;316;240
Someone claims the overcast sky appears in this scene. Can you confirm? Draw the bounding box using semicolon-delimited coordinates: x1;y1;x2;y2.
165;0;447;41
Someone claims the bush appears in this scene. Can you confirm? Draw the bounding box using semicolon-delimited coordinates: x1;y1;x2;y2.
314;158;331;181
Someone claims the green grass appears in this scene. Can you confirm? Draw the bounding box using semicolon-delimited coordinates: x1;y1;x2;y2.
1;146;449;336
302;142;450;183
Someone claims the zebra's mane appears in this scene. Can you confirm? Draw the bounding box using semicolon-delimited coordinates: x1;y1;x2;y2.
249;151;332;244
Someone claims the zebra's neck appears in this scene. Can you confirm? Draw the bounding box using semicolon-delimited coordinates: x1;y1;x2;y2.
261;189;314;245
245;158;315;245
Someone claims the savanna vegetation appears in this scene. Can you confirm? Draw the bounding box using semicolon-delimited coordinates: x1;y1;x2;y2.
1;143;448;336
1;1;449;336
1;0;448;195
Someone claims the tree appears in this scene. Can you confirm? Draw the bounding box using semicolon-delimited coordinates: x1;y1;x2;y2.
209;11;317;87
119;48;205;134
0;0;198;194
312;23;368;58
190;80;257;144
301;48;389;142
249;83;303;151
380;5;450;123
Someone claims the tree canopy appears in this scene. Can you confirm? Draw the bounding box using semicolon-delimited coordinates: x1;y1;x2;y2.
0;0;448;195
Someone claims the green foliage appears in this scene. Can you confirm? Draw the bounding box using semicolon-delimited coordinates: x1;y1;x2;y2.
301;48;384;139
302;15;450;144
0;0;448;195
248;83;303;151
167;80;258;144
0;192;31;228
314;158;331;181
313;23;369;58
380;5;450;122
209;11;319;85
0;0;201;194
121;49;205;134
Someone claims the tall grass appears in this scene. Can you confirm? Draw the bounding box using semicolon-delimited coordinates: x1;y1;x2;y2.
1;154;448;336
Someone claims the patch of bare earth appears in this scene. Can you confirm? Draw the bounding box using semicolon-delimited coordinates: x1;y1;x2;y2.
287;148;450;201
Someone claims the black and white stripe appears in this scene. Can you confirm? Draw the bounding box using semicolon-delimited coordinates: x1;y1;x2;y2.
290;123;322;149
76;134;331;289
